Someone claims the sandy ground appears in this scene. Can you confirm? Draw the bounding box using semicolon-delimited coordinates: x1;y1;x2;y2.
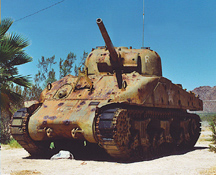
1;122;216;175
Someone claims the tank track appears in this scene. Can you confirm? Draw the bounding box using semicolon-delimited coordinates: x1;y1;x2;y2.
10;106;200;160
10;108;50;156
95;107;201;160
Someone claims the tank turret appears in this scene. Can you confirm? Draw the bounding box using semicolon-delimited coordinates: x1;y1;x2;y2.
86;19;162;78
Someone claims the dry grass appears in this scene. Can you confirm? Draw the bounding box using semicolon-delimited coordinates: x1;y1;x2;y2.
200;166;216;175
11;170;42;175
197;125;213;143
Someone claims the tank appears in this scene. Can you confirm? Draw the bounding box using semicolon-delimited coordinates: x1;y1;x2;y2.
11;18;203;160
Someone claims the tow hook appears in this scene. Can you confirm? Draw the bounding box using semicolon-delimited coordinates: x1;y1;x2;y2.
71;128;83;139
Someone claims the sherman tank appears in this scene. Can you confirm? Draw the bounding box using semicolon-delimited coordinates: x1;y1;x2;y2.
11;18;203;160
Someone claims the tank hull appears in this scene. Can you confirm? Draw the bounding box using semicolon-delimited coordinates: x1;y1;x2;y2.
26;73;202;142
11;73;202;159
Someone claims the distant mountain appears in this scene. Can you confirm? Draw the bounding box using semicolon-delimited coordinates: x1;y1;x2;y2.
192;86;216;113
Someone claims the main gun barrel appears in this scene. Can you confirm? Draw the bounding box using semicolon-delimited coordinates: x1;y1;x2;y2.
96;18;123;89
96;18;119;63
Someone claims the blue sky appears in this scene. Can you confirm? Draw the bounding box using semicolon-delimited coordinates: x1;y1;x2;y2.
2;0;216;90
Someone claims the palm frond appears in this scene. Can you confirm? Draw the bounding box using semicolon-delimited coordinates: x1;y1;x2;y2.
0;37;21;63
5;51;32;67
0;92;11;112
0;33;28;61
0;18;32;113
0;87;22;113
0;67;19;79
9;33;30;49
0;18;13;39
10;75;31;88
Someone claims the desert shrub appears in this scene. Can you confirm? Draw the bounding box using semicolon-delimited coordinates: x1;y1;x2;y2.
209;117;216;152
199;113;216;152
199;113;216;122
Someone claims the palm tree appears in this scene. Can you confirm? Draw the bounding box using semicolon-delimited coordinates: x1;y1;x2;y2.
0;18;32;114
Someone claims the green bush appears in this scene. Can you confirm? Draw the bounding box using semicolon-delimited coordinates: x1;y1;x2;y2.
198;113;216;152
8;138;22;148
199;113;216;122
0;111;12;144
209;118;216;153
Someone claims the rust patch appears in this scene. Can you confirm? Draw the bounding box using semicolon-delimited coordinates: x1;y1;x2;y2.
44;115;57;120
63;120;70;125
98;57;105;62
91;108;96;111
106;90;113;95
76;108;81;112
49;116;57;120
98;76;103;82
44;115;49;119
138;88;142;93
80;101;86;105
127;98;132;103
58;103;64;107
88;53;93;58
88;91;94;95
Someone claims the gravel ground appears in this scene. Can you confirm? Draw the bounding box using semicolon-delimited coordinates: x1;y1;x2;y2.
1;123;216;175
